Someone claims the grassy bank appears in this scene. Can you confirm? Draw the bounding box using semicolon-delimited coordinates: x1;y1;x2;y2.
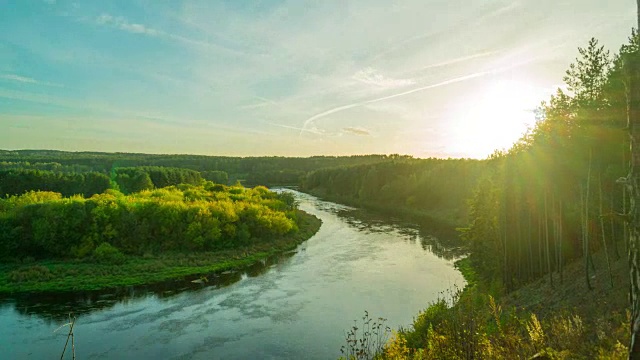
0;210;321;294
382;245;630;359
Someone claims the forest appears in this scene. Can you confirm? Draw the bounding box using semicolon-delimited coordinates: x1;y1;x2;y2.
0;151;406;186
336;31;640;359
0;183;320;293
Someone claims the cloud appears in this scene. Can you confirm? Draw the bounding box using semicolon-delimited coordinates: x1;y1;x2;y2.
342;127;370;136
353;67;415;88
241;96;279;110
413;51;500;73
1;74;37;84
299;52;542;137
300;70;491;136
96;14;160;36
267;122;323;135
0;74;62;87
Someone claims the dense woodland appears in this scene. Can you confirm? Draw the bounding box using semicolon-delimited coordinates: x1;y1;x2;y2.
0;152;404;187
301;158;484;228
461;33;638;290
0;184;298;261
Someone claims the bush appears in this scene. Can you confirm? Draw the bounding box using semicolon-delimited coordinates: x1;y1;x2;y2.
7;265;54;283
93;242;126;265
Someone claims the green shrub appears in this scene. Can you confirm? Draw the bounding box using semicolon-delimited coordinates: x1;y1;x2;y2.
7;265;54;283
93;242;126;265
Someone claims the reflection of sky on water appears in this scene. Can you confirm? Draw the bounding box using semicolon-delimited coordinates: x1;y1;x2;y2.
1;190;465;359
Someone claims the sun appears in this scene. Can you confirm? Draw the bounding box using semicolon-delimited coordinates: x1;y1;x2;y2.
447;80;541;158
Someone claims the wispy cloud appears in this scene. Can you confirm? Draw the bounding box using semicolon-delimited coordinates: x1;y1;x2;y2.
353;68;415;88
300;70;492;136
343;127;370;136
1;74;38;84
267;122;323;135
413;51;500;73
96;14;159;36
0;74;62;87
241;96;279;110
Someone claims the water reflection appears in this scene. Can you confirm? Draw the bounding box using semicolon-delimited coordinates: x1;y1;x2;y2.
0;251;297;323
333;208;466;261
0;191;462;323
1;190;466;360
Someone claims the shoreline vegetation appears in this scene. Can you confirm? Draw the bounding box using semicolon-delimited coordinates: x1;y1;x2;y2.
335;33;640;358
0;186;321;294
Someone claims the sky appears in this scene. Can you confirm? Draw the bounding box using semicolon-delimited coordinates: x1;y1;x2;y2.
0;0;637;158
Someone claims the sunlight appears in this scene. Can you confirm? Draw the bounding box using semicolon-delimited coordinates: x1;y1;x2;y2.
447;80;541;158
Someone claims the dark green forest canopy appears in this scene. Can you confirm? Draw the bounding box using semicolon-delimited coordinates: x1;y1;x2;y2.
0;166;204;198
301;158;485;228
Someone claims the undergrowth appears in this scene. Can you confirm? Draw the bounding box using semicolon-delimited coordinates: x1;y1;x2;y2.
376;286;629;359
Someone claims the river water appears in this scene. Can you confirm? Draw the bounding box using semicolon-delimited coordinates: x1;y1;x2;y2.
0;190;465;359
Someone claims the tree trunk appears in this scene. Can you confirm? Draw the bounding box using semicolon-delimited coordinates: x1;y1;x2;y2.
599;174;614;288
626;11;640;356
612;191;621;261
559;197;564;284
545;190;553;286
581;183;592;290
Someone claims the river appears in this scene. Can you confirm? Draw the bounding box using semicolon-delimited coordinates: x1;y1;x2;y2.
0;190;465;359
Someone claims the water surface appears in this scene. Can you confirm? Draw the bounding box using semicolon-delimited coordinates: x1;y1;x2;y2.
0;190;465;359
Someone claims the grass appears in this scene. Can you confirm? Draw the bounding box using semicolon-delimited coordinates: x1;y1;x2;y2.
378;243;631;359
0;210;321;294
453;256;478;288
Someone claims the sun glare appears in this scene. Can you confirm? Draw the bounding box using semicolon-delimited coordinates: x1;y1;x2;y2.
447;80;541;158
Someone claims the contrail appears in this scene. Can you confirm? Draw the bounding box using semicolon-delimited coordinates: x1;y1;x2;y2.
366;70;490;104
267;122;323;134
299;70;490;136
299;103;365;135
413;51;499;73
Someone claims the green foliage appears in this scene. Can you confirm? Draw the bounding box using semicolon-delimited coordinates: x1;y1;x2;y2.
0;169;110;198
460;32;638;289
7;265;54;283
201;170;229;184
93;242;126;265
0;153;400;188
0;185;299;260
385;289;630;360
302;158;484;228
0;209;321;293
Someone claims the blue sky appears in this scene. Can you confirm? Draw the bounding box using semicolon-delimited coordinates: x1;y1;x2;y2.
0;0;636;158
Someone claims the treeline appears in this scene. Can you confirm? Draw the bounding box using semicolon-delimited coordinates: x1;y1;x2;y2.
0;170;111;198
461;34;638;289
301;158;485;227
113;166;202;194
0;161;94;173
0;166;205;197
0;184;299;260
0;151;411;186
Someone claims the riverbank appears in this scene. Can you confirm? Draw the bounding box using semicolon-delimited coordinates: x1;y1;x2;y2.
302;188;464;240
0;210;321;294
385;244;630;359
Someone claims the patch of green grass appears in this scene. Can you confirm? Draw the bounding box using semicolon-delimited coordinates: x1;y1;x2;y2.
454;256;478;288
0;210;321;294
